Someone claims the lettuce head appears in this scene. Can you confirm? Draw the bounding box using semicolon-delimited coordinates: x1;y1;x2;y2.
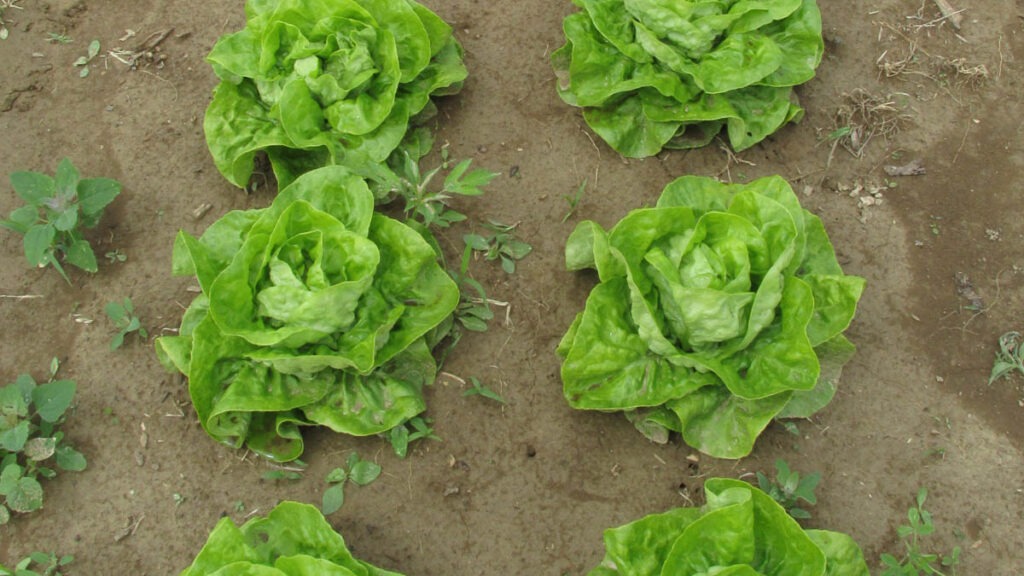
156;166;458;462
552;0;824;157
558;175;864;458
181;501;406;575
588;478;869;575
204;0;468;192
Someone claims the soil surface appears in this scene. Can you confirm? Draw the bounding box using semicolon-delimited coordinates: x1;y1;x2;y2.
2;0;1023;574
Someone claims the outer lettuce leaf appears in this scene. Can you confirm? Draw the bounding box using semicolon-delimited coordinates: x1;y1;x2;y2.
558;175;864;458
553;0;824;157
586;479;869;575
155;166;458;461
204;0;468;191
180;501;405;576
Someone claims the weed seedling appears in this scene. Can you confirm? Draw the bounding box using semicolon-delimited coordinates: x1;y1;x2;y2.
463;220;533;274
73;39;100;77
321;452;382;515
755;458;820;520
104;249;126;264
462;376;507;405
0;360;87;524
105;297;147;350
393;144;498;230
387;416;440;459
988;330;1024;385
46;32;71;44
563;179;586;222
0;551;74;576
448;244;495;333
1;158;121;281
880;487;961;575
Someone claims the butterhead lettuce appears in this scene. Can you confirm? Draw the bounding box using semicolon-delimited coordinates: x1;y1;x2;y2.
552;0;824;157
558;175;864;458
204;0;467;191
180;501;406;575
588;478;869;575
156;166;458;462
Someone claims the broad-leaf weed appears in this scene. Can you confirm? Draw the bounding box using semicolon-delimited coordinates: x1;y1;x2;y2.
0;360;87;523
1;158;121;281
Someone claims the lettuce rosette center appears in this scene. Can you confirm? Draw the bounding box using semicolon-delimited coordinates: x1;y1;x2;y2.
156;166;458;461
558;175;864;458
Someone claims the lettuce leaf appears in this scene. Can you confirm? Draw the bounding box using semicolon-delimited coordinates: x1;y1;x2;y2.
558;175;864;458
587;479;869;575
156;166;458;462
180;501;405;575
204;0;467;192
552;0;823;157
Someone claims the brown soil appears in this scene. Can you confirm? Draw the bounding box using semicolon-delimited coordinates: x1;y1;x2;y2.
2;0;1023;574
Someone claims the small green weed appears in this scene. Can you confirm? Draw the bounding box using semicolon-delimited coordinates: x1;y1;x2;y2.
321;452;382;515
1;158;121;281
464;220;533;274
988;330;1024;385
394;144;498;230
880;488;961;575
46;32;71;44
0;359;87;524
104;249;126;264
72;39;100;77
562;179;586;223
462;376;506;405
387;416;440;459
450;245;494;333
827;126;853;141
0;551;74;576
105;297;147;350
755;458;820;520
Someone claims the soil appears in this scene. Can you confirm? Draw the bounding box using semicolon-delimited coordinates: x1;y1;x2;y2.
2;0;1023;574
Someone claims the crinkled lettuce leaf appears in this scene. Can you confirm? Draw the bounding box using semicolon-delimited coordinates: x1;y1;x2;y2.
553;0;823;157
180;501;406;575
204;0;468;192
156;166;458;461
558;175;864;458
587;478;869;575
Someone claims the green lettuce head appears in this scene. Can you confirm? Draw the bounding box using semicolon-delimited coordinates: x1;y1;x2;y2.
204;0;468;191
156;166;459;462
181;501;406;575
588;478;869;575
558;175;864;458
552;0;823;157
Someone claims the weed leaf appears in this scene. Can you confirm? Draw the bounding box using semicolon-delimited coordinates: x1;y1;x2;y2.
6;476;43;513
348;460;381;486
24;225;56;267
55;446;87;472
64;238;97;273
321;483;345;515
23;437;56;462
32;380;75;423
325;467;347;484
9;172;55;205
0;421;30;452
77;178;121;219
